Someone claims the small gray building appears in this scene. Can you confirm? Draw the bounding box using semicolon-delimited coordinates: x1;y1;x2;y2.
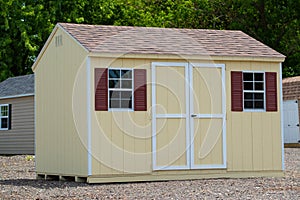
0;74;34;154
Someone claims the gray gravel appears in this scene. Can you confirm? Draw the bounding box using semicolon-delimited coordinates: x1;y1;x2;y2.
0;148;299;199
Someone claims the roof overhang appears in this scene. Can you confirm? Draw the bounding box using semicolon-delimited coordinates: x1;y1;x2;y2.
88;52;285;63
0;93;34;100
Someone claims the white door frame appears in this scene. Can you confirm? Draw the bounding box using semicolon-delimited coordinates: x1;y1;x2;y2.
151;62;226;170
151;62;190;170
189;63;226;169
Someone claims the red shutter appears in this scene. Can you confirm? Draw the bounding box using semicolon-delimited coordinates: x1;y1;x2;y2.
231;71;243;111
134;69;147;111
266;72;277;112
95;68;108;111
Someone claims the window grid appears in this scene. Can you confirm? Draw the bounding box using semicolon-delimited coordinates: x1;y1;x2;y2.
0;104;9;130
243;72;265;110
108;69;133;110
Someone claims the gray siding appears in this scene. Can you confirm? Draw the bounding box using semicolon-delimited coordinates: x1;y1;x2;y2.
0;96;34;154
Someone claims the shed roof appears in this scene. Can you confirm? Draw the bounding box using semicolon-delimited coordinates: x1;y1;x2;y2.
0;74;34;98
58;23;285;59
282;76;300;84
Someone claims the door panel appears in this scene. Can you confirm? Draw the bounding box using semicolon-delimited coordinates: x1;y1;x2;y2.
156;119;187;167
192;67;222;114
156;66;186;114
193;118;223;166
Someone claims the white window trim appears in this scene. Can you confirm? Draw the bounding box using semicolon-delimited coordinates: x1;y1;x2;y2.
108;68;134;111
242;71;266;112
0;104;9;130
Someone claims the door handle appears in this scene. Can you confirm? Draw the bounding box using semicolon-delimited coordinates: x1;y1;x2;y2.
297;124;299;127
191;114;197;117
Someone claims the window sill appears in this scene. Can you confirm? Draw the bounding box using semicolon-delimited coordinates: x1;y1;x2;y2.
243;109;265;112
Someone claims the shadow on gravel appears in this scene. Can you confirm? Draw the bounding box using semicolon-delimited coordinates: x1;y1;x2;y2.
0;179;87;189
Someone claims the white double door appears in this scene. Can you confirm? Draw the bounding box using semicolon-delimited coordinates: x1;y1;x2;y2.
152;62;226;170
283;100;300;143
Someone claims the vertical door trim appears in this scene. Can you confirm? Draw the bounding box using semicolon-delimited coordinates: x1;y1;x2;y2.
189;63;227;169
152;62;190;170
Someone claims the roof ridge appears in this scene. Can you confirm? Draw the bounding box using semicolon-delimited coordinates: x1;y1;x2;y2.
6;74;34;81
58;22;243;33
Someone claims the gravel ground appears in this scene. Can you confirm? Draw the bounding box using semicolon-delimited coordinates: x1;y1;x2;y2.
0;148;299;199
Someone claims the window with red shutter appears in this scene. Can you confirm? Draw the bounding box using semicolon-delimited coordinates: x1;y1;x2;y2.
231;71;243;111
94;68;147;111
266;72;278;111
231;71;278;112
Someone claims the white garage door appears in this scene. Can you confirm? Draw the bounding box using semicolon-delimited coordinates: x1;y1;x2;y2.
283;100;300;143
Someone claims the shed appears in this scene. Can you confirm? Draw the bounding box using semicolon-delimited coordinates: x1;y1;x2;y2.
282;76;300;144
32;23;285;183
0;74;34;154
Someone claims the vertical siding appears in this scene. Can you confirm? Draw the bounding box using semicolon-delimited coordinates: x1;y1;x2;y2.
225;61;282;171
34;27;89;176
0;96;34;154
91;57;152;175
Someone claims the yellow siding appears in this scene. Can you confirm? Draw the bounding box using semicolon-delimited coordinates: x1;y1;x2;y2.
225;61;282;172
34;27;88;176
90;58;152;175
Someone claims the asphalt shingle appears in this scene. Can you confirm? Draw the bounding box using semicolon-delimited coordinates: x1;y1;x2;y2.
0;74;34;98
58;23;285;58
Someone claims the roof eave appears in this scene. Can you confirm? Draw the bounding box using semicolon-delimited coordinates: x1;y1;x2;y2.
0;93;34;100
87;52;285;63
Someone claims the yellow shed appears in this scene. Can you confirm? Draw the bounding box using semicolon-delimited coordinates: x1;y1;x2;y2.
32;23;285;183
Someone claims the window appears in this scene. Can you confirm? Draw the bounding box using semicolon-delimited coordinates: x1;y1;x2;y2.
0;104;10;130
108;69;133;109
95;68;147;111
231;71;277;112
243;72;264;110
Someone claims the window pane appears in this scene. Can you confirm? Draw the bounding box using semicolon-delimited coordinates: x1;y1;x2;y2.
254;93;264;100
243;73;253;81
109;80;120;88
109;91;120;99
244;101;253;109
1;118;8;129
121;100;132;109
109;69;120;78
110;100;120;108
1;106;8;116
255;73;263;81
244;92;253;100
244;82;253;90
121;80;132;89
255;82;264;90
121;91;132;99
121;70;132;78
254;101;264;109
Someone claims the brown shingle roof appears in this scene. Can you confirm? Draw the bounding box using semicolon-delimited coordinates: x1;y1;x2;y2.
283;76;300;83
58;23;285;58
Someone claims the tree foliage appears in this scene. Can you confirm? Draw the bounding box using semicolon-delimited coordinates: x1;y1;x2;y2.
0;0;299;81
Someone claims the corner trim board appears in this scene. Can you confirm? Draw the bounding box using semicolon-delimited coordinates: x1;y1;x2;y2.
86;56;92;175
